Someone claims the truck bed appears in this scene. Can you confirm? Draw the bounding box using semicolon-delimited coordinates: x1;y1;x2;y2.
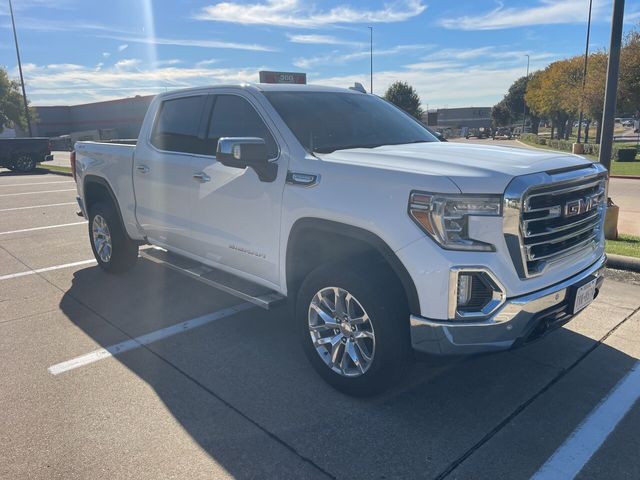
74;140;138;237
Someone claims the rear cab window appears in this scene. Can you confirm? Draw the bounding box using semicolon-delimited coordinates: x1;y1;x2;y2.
150;95;206;154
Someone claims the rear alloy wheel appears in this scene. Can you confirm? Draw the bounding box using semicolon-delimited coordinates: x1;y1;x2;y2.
296;262;409;396
13;154;36;173
92;214;113;263
89;202;138;273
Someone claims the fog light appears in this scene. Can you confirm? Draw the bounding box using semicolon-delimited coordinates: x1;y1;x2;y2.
449;268;506;320
457;274;473;307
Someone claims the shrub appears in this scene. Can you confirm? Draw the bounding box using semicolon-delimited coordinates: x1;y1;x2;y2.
617;148;638;162
538;138;547;145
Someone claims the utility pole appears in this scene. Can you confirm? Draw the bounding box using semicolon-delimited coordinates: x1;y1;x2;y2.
521;54;530;134
368;26;373;93
598;0;625;172
8;0;33;137
577;0;594;144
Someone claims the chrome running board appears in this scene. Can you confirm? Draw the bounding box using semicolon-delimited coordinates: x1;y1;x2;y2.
140;248;286;310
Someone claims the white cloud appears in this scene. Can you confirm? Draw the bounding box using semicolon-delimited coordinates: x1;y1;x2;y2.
155;59;182;67
439;0;607;30
196;59;219;67
114;58;140;70
102;52;111;58
287;34;362;46
293;44;431;69
100;34;276;52
19;62;267;105
312;52;560;108
195;0;426;28
117;44;129;52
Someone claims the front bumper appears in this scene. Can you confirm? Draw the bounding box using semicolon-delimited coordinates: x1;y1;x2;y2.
410;254;606;355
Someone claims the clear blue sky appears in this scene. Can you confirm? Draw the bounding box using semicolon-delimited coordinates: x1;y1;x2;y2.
0;0;638;107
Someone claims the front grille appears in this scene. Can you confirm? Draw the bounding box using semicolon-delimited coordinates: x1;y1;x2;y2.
504;164;607;279
522;177;605;275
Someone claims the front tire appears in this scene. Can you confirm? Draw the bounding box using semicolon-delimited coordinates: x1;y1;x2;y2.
296;262;410;396
88;202;138;273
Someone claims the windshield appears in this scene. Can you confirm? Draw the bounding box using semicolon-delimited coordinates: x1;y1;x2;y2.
264;91;438;153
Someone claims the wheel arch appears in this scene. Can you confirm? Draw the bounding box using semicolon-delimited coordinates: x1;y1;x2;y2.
285;218;420;315
83;175;129;237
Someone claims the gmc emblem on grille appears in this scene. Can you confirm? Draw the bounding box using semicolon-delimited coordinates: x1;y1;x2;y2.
564;194;599;218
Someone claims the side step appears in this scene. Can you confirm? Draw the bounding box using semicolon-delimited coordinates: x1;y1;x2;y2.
140;248;286;310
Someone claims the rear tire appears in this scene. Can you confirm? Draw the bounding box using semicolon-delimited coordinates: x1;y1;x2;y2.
13;154;36;173
296;261;410;396
88;202;138;273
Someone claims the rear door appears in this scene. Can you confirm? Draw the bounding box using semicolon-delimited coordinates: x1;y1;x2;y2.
133;93;207;251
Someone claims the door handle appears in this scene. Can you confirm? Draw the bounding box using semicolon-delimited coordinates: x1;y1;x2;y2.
136;165;149;173
193;172;211;182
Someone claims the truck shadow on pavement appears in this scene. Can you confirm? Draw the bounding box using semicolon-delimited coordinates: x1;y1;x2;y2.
59;260;638;479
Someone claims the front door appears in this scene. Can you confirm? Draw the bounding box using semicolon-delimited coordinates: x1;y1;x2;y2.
133;93;207;251
189;93;286;286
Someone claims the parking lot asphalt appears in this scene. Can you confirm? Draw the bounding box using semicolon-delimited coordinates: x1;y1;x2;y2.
1;169;639;479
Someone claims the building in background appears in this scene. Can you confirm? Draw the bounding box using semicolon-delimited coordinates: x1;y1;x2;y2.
32;95;154;139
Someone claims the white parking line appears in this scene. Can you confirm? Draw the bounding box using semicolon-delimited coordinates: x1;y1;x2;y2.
0;259;97;281
0;202;76;212
0;221;87;236
48;303;254;375
532;361;640;480
0;188;76;197
0;180;74;187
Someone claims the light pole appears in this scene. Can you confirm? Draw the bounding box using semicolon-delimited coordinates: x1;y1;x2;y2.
368;26;373;93
577;0;594;144
8;0;32;137
521;54;530;134
598;0;625;172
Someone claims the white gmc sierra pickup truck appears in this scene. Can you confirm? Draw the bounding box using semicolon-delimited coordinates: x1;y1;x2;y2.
74;84;607;396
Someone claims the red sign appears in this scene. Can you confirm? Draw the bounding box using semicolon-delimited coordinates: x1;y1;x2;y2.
259;71;307;84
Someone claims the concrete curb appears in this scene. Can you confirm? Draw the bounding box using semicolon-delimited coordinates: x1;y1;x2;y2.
36;166;73;177
607;253;640;272
610;175;640;180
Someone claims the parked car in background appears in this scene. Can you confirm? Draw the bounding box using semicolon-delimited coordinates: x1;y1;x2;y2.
492;127;512;140
464;127;491;139
0;138;53;172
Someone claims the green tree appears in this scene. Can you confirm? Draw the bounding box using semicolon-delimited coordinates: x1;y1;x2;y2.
619;26;640;114
491;99;511;127
384;81;423;119
0;67;33;133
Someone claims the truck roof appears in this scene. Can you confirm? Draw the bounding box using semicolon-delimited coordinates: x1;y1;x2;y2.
154;83;362;100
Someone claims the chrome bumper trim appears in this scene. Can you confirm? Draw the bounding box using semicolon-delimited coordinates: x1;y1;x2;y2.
410;255;606;355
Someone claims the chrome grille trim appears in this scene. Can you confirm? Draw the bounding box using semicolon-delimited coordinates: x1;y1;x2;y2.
503;163;608;279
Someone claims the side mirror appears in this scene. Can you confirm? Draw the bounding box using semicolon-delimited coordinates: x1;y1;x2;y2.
216;137;277;182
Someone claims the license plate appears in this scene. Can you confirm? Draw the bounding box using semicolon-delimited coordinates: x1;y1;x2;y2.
573;278;597;313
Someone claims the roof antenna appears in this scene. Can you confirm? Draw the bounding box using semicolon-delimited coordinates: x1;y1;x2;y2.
349;82;367;94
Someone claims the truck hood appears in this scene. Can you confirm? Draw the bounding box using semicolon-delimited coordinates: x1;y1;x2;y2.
316;142;592;193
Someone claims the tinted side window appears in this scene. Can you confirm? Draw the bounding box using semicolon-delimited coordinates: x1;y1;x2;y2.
207;95;277;158
150;95;205;154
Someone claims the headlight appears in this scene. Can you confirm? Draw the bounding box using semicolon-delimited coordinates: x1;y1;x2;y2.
409;192;502;251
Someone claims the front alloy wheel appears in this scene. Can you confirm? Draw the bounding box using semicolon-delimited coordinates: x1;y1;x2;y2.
296;261;410;396
308;287;375;377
